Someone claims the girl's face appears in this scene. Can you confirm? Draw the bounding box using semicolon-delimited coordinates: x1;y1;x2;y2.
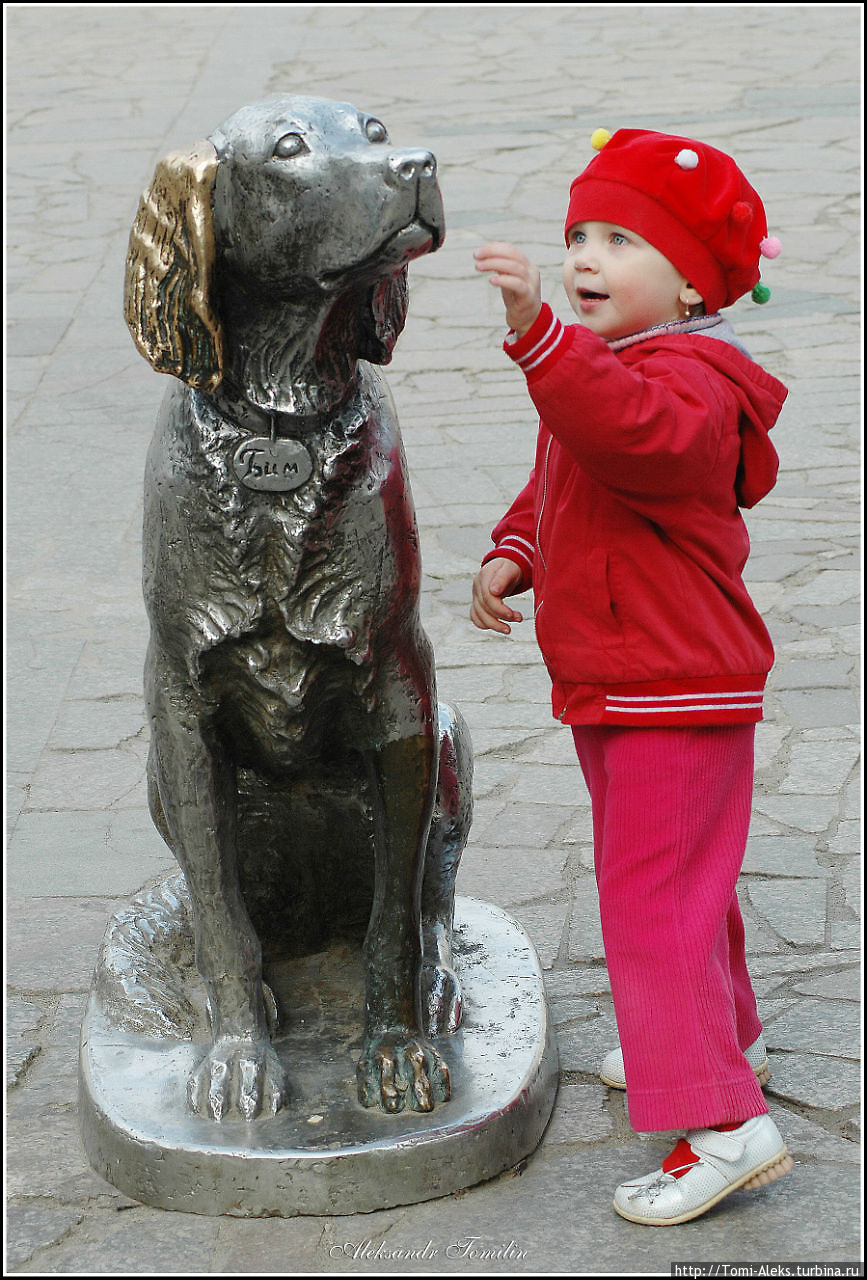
562;221;699;340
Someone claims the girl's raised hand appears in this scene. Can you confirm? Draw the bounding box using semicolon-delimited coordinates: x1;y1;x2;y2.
474;242;542;336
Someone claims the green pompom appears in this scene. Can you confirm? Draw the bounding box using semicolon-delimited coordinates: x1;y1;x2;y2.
751;282;771;305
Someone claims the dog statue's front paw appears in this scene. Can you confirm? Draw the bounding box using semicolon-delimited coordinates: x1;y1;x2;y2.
356;1033;450;1113
422;961;462;1036
187;1037;287;1121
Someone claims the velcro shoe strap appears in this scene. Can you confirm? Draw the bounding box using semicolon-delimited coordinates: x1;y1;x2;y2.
687;1128;746;1162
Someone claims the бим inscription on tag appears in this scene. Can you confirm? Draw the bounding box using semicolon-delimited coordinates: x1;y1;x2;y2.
233;436;314;491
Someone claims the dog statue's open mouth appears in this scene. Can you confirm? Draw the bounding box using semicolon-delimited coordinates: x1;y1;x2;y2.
322;218;443;284
385;217;443;258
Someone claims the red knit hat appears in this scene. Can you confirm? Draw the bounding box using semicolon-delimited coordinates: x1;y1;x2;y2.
565;129;781;312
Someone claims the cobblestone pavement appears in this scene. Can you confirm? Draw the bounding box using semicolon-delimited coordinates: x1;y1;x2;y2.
5;4;861;1273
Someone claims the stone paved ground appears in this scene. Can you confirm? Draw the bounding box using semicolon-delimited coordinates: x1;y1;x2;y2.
5;4;861;1273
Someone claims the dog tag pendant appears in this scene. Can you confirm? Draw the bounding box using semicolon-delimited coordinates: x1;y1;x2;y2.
233;436;314;492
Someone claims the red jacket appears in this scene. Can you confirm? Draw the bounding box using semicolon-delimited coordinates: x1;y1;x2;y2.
483;304;788;726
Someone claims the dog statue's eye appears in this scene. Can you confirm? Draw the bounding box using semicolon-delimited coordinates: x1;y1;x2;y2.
274;132;308;159
365;119;388;143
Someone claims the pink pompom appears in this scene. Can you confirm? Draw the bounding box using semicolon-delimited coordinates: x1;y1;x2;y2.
760;235;782;259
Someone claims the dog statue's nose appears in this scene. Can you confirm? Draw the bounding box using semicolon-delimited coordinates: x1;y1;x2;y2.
387;150;437;184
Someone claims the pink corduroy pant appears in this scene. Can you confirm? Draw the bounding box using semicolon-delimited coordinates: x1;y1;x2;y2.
571;723;768;1133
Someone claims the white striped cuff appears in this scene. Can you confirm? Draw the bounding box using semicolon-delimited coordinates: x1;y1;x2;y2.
511;314;566;373
495;535;534;573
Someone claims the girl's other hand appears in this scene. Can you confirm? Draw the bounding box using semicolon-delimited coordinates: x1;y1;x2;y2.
470;557;525;633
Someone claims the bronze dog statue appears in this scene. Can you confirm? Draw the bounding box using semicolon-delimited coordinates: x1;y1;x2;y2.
124;95;471;1121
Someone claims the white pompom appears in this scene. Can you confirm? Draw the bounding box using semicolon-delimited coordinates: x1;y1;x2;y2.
675;148;699;170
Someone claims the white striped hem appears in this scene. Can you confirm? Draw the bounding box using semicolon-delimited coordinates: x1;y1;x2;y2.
605;700;763;715
605;689;763;716
604;701;763;721
607;691;765;704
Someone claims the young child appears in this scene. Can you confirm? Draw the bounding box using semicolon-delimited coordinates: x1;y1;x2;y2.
472;128;793;1226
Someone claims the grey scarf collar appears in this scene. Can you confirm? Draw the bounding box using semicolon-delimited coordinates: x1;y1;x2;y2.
607;312;753;359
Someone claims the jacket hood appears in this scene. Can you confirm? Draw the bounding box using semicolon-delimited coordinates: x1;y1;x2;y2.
690;332;786;507
620;325;787;508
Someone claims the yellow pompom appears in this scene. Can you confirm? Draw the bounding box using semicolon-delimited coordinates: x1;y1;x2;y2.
590;128;611;152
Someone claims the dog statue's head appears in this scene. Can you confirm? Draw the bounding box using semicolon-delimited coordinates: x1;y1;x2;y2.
124;96;445;411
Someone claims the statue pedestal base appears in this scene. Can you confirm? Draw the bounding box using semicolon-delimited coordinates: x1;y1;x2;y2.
79;889;559;1217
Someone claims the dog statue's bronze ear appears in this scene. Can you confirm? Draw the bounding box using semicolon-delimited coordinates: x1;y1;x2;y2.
357;268;410;365
124;141;224;391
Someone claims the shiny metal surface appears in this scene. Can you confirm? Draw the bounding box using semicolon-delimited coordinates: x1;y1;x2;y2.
79;893;558;1216
122;95;459;1124
82;93;557;1214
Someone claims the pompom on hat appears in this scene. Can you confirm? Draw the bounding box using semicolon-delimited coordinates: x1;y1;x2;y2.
565;129;781;311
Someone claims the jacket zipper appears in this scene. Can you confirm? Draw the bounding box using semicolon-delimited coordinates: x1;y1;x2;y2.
537;435;566;723
535;434;552;572
533;436;551;622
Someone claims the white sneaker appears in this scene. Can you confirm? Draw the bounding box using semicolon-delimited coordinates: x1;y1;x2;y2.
600;1033;770;1091
613;1115;793;1225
